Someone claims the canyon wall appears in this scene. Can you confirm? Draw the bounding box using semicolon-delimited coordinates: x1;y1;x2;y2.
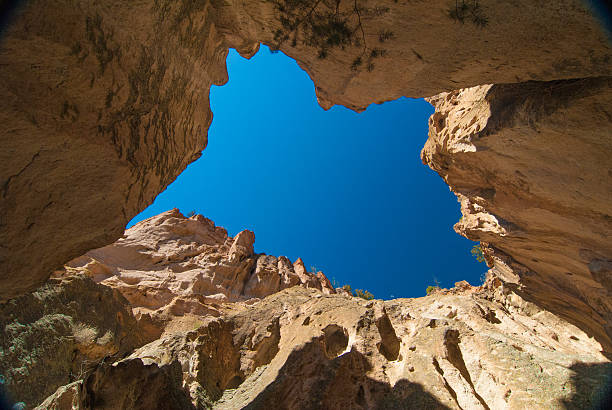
0;1;611;407
2;212;610;408
422;78;612;353
61;209;335;324
1;0;610;299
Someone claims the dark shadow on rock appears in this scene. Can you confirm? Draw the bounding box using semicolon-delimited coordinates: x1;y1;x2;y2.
243;340;451;410
0;274;149;407
82;358;195;410
560;361;612;409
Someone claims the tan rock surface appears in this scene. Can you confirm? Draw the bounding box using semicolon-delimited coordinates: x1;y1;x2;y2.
421;77;612;353
1;1;612;407
226;0;612;110
59;209;335;327
36;359;195;410
1;213;608;409
36;284;612;409
0;274;150;407
1;0;611;298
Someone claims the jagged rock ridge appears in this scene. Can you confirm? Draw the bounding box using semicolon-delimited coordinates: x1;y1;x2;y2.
1;214;610;409
60;209;334;327
1;0;611;299
0;0;611;408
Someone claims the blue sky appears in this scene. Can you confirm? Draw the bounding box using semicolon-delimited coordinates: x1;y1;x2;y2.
128;45;486;299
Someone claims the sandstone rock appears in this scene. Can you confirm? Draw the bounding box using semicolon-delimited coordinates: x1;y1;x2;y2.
422;77;612;353
59;209;335;326
1;1;612;407
1;209;607;409
228;0;612;110
1;0;611;299
38;285;610;409
0;274;148;407
36;359;194;410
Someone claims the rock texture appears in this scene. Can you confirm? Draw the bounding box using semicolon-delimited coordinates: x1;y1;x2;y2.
1;0;611;298
0;274;149;407
421;77;612;354
1;0;612;408
0;214;608;409
30;278;612;409
58;209;334;328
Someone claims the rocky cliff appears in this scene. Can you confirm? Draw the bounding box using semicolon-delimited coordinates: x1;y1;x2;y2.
422;78;612;354
2;213;610;409
60;209;334;331
1;0;611;408
1;0;610;299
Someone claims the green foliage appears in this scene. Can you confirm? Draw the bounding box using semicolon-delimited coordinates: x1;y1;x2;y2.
448;0;488;27
425;285;439;295
335;282;373;300
471;244;485;263
267;0;394;71
353;288;374;300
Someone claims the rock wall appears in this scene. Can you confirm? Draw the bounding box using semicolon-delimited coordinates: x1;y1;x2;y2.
421;77;612;353
0;274;150;407
1;1;611;407
59;208;335;326
1;0;611;299
1;212;610;408
31;279;612;409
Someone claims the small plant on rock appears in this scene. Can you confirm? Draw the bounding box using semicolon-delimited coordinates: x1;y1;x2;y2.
267;0;394;72
353;288;374;300
448;0;488;27
471;244;485;263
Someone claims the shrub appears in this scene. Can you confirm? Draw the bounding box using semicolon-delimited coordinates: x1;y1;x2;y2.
471;244;485;263
267;0;393;72
448;0;488;27
353;289;374;300
426;285;439;295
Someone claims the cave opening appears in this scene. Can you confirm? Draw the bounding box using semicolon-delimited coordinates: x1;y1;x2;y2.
127;45;486;299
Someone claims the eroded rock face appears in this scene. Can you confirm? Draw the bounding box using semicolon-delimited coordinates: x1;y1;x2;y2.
1;0;611;299
226;0;612;110
1;214;609;409
0;274;149;407
1;1;612;407
421;77;612;353
59;209;334;326
36;284;612;409
36;359;194;410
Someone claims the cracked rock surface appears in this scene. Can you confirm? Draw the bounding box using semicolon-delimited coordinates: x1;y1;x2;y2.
0;214;608;409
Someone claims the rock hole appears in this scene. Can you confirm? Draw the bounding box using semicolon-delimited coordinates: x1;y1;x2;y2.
375;312;401;361
322;324;349;358
302;316;310;325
